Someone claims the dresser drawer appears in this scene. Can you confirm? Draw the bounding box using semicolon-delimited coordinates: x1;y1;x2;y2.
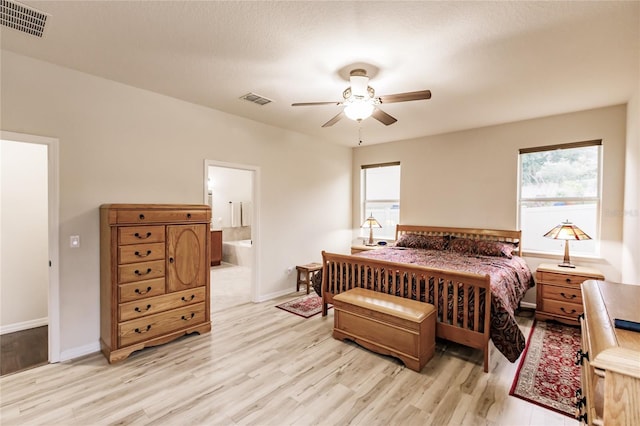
119;287;206;321
539;271;598;286
119;302;206;347
542;299;583;319
118;225;165;245
119;278;166;303
116;210;208;224
119;242;165;264
541;284;582;304
118;260;165;284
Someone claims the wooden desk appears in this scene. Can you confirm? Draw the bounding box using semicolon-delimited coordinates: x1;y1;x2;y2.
578;280;640;425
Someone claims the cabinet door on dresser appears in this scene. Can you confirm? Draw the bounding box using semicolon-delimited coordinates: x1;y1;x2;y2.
166;224;208;293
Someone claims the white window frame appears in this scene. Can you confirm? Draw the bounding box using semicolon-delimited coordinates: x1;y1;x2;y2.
360;162;400;240
517;140;602;256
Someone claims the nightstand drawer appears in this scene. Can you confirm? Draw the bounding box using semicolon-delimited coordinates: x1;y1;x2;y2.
542;299;583;319
541;285;582;304
539;271;598;286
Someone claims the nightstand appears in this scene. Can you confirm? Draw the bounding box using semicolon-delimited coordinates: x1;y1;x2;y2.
351;244;386;254
535;263;604;325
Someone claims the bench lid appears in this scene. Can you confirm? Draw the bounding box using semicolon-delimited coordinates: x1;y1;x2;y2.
333;288;434;322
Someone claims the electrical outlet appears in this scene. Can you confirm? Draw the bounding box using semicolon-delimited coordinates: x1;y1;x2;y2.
287;266;293;274
70;235;80;248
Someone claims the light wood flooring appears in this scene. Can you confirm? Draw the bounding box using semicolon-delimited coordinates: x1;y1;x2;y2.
0;295;576;426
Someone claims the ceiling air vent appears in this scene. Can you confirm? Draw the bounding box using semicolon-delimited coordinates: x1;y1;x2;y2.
240;92;273;106
0;0;48;38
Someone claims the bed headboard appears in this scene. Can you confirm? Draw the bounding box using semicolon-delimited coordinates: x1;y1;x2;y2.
395;225;523;257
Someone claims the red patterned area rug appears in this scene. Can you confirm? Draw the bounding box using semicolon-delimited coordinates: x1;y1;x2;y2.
509;320;581;418
275;294;330;318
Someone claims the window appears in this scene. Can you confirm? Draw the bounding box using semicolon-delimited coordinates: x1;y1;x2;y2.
361;162;400;240
518;140;601;255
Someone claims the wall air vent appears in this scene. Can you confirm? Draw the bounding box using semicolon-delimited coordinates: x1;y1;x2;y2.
0;0;48;38
240;92;273;106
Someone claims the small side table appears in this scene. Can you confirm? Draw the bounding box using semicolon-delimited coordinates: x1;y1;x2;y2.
535;263;604;325
296;262;322;294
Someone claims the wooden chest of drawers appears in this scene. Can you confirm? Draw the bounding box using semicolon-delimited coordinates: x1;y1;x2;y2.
100;204;211;363
535;263;604;325
578;280;640;425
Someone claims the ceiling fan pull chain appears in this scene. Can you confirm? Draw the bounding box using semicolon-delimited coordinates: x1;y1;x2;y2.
358;125;363;146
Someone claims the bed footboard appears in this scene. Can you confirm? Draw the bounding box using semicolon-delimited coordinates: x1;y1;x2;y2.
321;250;492;372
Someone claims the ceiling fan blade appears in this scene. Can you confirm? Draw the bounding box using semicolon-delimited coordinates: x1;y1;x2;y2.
378;90;432;104
292;101;342;107
322;111;345;127
372;108;397;126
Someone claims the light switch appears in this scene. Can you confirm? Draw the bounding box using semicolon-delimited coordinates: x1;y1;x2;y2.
70;235;80;248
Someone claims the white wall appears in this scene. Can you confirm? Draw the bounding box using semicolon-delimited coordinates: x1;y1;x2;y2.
622;88;640;285
1;50;352;357
208;166;252;229
353;105;628;302
0;140;49;331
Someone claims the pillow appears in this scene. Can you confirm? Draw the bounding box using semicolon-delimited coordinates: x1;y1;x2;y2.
475;240;517;259
395;233;448;250
448;238;478;255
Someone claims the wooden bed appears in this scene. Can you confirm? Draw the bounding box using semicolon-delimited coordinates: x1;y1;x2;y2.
320;225;525;373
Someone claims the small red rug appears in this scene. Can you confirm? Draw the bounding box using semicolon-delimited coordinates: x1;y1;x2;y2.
275;294;329;318
510;320;581;418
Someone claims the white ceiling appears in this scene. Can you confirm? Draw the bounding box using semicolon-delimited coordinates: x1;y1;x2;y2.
1;1;638;146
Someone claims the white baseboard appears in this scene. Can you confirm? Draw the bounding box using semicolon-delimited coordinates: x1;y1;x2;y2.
520;301;536;310
0;317;48;335
60;341;101;362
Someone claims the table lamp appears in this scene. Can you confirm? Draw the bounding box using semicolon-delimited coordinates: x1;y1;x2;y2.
361;214;382;246
543;220;591;268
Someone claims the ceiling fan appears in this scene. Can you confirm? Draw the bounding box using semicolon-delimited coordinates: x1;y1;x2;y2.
292;69;431;128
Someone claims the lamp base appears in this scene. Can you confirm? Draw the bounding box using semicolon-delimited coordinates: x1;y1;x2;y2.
364;243;378;247
557;263;576;268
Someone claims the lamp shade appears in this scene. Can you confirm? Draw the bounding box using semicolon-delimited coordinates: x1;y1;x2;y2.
361;214;382;229
344;99;375;121
543;220;591;241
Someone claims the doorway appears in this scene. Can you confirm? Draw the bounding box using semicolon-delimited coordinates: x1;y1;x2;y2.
0;131;60;374
204;160;259;312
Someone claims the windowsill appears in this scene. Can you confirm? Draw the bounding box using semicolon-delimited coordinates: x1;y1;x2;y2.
522;250;606;264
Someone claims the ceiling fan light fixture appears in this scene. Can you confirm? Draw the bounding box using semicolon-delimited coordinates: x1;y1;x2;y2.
344;98;375;121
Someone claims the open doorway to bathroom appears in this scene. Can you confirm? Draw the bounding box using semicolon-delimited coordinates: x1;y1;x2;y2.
204;160;259;312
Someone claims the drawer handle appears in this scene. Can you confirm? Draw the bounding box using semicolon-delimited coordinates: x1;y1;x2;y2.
134;232;152;239
181;313;196;321
578;313;585;320
134;304;152;313
187;213;192;219
169;257;174;264
575;349;589;366
135;286;152;295
134;325;152;334
575;395;586;410
139;214;145;220
181;295;195;302
134;250;152;258
576;412;588;424
134;268;152;276
560;292;576;300
565;278;572;283
560;307;577;315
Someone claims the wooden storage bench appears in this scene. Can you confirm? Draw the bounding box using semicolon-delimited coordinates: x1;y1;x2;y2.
332;288;436;372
